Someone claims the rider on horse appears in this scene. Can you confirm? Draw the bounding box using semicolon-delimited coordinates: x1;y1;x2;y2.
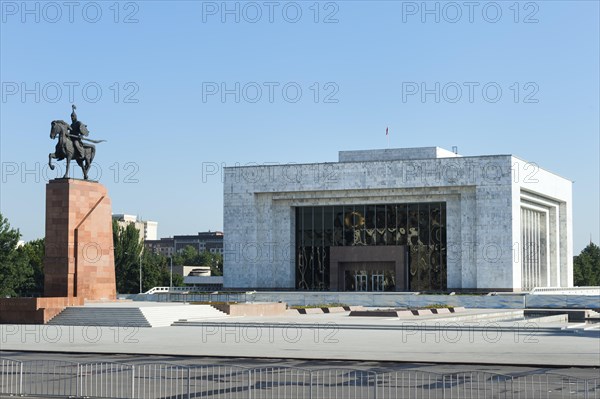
69;105;94;159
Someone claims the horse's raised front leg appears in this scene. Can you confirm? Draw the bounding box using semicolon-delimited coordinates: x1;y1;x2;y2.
48;153;55;170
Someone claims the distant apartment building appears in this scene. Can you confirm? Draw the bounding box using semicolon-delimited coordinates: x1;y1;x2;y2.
145;232;224;256
112;214;158;241
174;232;224;254
145;237;175;257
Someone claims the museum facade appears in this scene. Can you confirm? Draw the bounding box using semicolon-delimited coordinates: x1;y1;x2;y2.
223;147;572;292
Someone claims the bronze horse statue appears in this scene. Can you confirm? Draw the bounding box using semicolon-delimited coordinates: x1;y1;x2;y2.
49;120;95;179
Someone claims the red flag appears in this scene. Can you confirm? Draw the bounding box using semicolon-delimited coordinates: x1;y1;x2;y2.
386;127;389;136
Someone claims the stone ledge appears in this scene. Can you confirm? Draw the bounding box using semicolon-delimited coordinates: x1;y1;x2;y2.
294;306;364;314
211;302;286;316
0;297;84;324
349;307;467;317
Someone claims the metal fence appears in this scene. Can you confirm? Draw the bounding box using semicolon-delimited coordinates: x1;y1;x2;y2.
154;292;249;303
1;358;599;398
79;362;134;399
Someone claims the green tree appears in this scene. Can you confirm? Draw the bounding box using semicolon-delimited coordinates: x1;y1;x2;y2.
18;238;45;296
143;251;184;287
573;242;600;286
141;250;165;289
113;222;186;292
173;245;202;266
172;245;222;276
112;220;144;293
171;272;184;287
0;213;31;297
199;251;223;276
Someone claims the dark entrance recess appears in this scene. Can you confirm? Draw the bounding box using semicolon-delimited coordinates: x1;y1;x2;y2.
330;246;407;291
295;203;447;291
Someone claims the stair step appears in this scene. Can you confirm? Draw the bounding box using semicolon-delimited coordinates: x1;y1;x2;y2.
48;305;228;327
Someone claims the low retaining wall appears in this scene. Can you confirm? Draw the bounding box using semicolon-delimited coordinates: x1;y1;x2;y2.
211;302;286;316
0;297;84;324
251;293;600;309
349;307;466;317
292;306;364;314
123;292;600;310
251;292;526;308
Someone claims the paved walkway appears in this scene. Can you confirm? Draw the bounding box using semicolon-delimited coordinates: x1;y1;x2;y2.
1;308;598;367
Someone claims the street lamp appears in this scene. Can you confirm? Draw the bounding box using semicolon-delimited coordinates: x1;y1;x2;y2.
139;252;143;294
169;255;173;289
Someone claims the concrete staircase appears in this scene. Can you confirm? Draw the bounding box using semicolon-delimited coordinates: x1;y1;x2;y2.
48;307;151;327
140;305;227;327
48;305;227;327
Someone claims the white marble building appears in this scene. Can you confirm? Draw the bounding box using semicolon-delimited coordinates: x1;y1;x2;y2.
223;147;572;292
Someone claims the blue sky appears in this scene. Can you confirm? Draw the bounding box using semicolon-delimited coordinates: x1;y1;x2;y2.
1;0;598;254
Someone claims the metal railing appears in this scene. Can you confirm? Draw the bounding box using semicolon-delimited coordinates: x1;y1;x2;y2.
0;358;22;396
21;360;78;397
530;287;600;295
144;287;192;295
154;292;250;303
191;365;251;399
79;362;134;399
134;363;189;399
1;358;599;398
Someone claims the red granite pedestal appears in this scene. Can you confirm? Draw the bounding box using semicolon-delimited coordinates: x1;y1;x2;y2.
44;179;116;300
0;179;116;324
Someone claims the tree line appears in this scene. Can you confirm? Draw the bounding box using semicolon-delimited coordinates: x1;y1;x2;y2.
0;212;596;295
0;213;223;296
112;220;223;293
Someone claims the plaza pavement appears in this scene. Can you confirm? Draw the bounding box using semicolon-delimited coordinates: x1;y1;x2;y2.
1;308;598;367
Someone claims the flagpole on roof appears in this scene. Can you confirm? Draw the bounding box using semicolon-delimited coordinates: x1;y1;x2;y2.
386;126;390;148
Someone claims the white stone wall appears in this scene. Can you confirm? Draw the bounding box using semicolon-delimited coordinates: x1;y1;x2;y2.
512;157;573;289
223;153;572;290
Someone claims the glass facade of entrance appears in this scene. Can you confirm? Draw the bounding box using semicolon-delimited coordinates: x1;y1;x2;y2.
295;202;447;291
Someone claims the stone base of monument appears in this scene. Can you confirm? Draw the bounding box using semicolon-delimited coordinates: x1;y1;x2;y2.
0;179;116;325
0;297;84;324
44;179;116;300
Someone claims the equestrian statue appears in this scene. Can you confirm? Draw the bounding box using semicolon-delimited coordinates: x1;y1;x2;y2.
49;105;106;180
